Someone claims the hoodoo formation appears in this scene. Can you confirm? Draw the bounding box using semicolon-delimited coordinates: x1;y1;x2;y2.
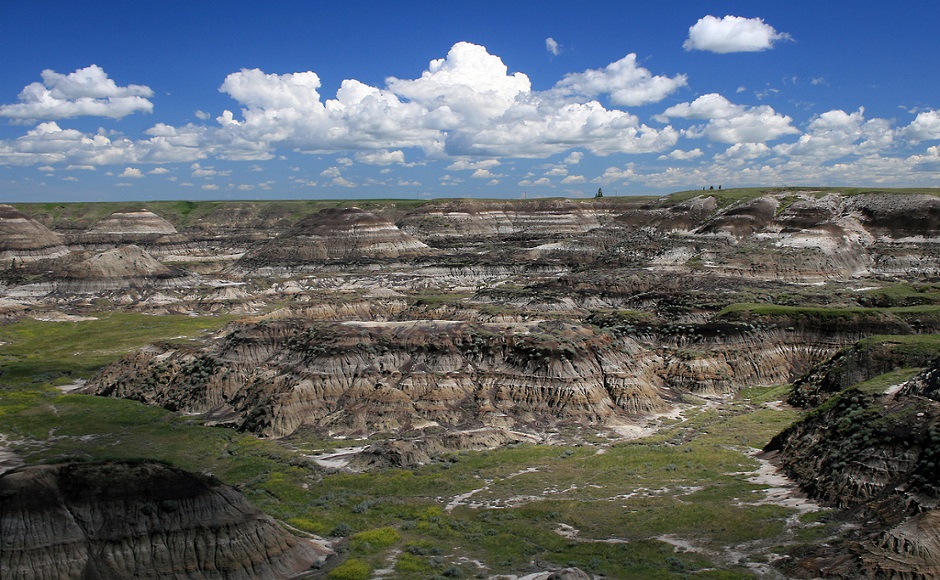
5;188;940;577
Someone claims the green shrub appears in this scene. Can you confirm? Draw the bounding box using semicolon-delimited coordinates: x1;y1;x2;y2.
396;552;434;574
328;558;371;580
350;526;400;552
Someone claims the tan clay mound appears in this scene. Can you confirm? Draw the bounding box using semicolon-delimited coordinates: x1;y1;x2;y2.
0;204;68;262
242;206;432;265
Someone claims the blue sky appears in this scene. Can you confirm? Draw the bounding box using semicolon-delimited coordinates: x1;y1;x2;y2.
2;1;940;201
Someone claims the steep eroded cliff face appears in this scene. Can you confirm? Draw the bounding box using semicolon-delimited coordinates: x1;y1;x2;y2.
768;360;940;577
86;319;670;437
84;306;921;438
397;198;615;243
789;335;940;407
0;461;330;579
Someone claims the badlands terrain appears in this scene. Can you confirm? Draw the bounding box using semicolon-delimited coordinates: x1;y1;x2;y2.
2;187;940;578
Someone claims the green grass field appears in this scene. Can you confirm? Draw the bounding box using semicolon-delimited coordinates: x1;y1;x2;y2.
663;186;940;208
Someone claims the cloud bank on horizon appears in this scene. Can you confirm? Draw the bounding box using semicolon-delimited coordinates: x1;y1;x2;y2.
1;10;939;200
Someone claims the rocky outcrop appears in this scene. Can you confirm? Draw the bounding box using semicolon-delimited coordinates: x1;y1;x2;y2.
84;304;918;436
397;198;612;241
768;359;940;577
857;510;940;579
613;195;718;233
85;319;669;437
0;205;68;263
583;191;936;281
847;193;940;238
70;209;183;251
789;335;940;407
697;196;779;239
767;386;936;509
0;460;331;579
238;207;432;268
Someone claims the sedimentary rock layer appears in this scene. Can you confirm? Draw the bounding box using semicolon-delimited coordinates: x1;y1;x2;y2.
87;209;178;237
55;245;196;293
86;319;669;437
239;207;432;267
85;308;912;437
768;360;940;577
397;198;612;240
0;205;69;263
0;460;330;579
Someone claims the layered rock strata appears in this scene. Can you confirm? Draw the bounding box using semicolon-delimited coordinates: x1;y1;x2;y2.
86;209;178;238
789;335;940;407
397;198;613;240
83;306;926;436
55;245;196;293
768;360;940;577
0;460;330;579
85;319;669;437
238;207;432;269
0;205;69;263
345;428;535;470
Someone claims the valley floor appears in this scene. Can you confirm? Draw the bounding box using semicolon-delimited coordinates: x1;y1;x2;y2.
0;342;836;579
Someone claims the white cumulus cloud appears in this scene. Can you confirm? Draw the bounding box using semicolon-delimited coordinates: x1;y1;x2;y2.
564;151;583;165
902;110;940;143
191;162;230;177
659;148;704;160
458;100;679;157
774;108;894;160
553;54;687;107
446;159;501;171
387;42;531;125
471;168;500;179
0;43;691;168
354;149;405;165
598;165;637;183
661;93;798;143
719;142;771;160
684;15;791;54
0;65;154;121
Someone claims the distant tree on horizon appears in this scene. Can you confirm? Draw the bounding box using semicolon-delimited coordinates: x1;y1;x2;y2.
595;187;603;198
